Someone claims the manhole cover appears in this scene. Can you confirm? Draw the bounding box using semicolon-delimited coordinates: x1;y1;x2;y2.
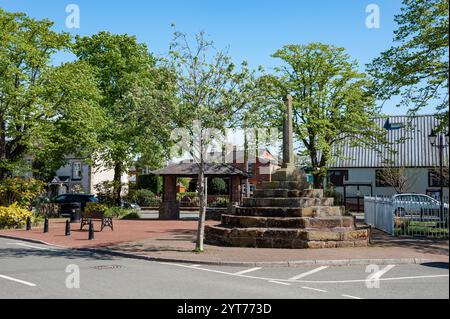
92;265;123;270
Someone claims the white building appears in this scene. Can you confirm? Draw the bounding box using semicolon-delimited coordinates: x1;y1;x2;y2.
42;157;128;196
327;115;449;211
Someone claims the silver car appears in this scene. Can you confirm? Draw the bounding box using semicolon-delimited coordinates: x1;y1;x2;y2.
392;193;449;220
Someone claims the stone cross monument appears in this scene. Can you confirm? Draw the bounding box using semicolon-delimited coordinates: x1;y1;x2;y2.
272;95;296;181
282;95;294;169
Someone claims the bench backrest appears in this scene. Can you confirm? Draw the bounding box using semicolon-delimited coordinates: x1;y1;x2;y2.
82;211;104;219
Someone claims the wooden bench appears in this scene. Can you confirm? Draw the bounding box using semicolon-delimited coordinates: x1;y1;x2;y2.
80;211;113;231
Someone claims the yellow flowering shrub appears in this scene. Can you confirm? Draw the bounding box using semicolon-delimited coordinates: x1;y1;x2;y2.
0;203;32;229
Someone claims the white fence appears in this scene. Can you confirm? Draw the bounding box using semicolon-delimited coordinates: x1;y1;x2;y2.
364;196;449;238
364;196;394;235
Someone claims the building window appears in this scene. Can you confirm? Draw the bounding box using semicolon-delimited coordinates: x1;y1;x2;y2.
72;162;82;180
327;170;348;187
375;169;391;187
428;170;449;187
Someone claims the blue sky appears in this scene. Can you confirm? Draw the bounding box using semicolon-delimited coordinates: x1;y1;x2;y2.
0;0;436;115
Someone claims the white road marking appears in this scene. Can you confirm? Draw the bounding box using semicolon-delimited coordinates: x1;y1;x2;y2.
8;243;51;250
0;274;36;287
269;280;291;286
301;286;328;293
369;264;396;280
234;267;262;275
342;294;363;299
161;262;448;284
289;266;329;280
190;265;201;267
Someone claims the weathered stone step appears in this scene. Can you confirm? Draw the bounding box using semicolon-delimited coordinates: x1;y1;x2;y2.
243;197;334;207
234;206;344;217
204;225;369;249
261;181;304;190
221;214;355;229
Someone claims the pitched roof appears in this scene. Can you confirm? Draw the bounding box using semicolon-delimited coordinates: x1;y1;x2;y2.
151;162;250;177
329;115;448;168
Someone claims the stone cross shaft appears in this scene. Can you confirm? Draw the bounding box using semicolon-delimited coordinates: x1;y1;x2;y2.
282;95;294;168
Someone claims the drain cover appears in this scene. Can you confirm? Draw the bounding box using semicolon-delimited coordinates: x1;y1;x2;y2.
93;265;123;270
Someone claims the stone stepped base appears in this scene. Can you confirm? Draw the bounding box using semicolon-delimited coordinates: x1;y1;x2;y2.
243;197;334;208
234;206;344;218
204;225;369;249
221;214;355;229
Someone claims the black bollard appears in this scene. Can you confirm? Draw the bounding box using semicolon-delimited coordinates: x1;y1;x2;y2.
88;221;94;240
26;216;32;231
43;217;49;233
65;220;71;236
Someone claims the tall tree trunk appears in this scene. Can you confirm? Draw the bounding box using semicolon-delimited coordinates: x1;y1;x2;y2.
113;162;123;206
0;115;7;180
196;162;206;251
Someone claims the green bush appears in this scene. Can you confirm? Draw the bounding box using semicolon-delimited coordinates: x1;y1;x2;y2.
209;178;228;195
210;197;229;207
120;211;141;220
104;206;136;218
0;177;46;209
0;203;32;229
84;202;108;214
128;189;159;206
324;187;343;205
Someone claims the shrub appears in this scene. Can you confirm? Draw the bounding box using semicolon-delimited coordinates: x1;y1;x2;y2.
210;197;229;207
104;206;136;218
324;186;343;205
0;203;32;229
128;189;158;206
84;202;108;215
209;178;228;195
0;178;46;209
120;211;141;220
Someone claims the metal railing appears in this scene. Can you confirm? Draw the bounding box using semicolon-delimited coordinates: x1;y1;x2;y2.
364;195;449;238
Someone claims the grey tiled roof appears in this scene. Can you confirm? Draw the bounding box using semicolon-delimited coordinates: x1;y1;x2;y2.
329;115;448;168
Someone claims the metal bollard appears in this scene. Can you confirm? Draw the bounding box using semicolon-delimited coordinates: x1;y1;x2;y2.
88;221;94;240
43;217;49;233
65;220;71;236
26;216;32;231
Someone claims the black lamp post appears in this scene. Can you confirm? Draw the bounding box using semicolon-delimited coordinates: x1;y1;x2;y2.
428;129;449;225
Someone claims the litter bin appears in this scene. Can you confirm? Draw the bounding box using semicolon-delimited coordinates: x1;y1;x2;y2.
70;202;82;223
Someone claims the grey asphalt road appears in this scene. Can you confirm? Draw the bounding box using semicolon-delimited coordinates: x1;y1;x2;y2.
0;237;448;299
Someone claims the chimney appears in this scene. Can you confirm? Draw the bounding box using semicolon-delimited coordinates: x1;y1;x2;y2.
233;145;237;164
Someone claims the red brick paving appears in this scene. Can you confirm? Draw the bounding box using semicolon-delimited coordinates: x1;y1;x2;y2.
0;219;448;263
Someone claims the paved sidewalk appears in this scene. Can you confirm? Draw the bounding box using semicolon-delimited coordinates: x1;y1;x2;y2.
0;219;448;266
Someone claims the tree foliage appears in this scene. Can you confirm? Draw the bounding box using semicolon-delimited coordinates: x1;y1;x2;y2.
368;0;449;130
73;32;176;202
258;43;383;187
0;9;104;179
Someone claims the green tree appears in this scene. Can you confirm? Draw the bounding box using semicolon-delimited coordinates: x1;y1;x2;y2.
368;0;449;129
0;9;103;179
168;31;256;251
73;32;176;204
259;43;383;187
209;177;227;195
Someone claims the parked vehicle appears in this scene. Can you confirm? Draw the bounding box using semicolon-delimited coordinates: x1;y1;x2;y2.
392;193;449;220
53;194;98;217
96;195;140;210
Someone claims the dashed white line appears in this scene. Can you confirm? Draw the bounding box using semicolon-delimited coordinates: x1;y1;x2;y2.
289;266;329;280
301;286;328;293
234;267;262;275
0;274;36;287
342;294;363;299
269;280;291;286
